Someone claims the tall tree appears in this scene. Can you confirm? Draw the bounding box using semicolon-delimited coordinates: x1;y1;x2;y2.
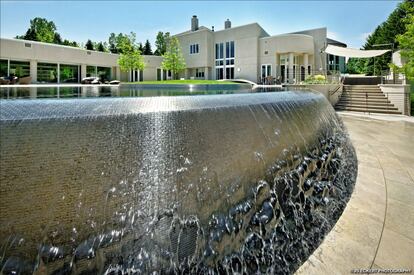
16;17;57;43
396;1;414;80
85;39;94;50
108;33;119;53
97;42;106;52
53;33;62;44
138;43;144;53
16;17;80;47
154;31;170;56
108;32;137;54
62;39;78;47
143;39;153;55
117;33;145;80
347;0;413;75
161;37;186;79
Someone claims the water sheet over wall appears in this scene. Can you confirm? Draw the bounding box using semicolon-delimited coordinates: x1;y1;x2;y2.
0;91;357;274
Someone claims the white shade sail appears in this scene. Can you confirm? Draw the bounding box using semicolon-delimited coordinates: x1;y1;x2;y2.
324;44;390;58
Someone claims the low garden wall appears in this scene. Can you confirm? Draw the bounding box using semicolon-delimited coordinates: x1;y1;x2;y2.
286;84;343;106
379;84;411;115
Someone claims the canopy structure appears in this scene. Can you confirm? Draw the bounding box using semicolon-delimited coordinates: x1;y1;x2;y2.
324;44;390;58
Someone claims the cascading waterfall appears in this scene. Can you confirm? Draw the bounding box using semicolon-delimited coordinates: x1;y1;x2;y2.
0;91;357;274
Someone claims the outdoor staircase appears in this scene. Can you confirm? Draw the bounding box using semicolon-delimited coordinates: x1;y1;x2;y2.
335;85;402;114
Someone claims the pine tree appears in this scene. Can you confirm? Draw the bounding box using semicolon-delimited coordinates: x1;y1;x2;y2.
85;39;94;50
143;39;153;55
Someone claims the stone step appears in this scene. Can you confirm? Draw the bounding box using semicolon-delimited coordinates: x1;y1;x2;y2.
342;92;384;96
344;85;380;88
334;106;402;114
339;97;391;103
340;96;388;100
337;101;393;107
344;87;381;90
344;90;382;93
341;93;386;97
335;103;398;110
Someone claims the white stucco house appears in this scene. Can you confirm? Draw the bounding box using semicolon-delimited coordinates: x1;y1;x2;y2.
0;16;346;84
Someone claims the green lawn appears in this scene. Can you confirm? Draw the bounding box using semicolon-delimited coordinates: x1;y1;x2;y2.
125;80;236;85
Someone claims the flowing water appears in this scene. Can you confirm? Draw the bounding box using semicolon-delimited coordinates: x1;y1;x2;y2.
0;87;357;274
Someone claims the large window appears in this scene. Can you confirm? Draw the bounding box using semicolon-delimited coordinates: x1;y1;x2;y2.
215;41;235;80
215;42;224;80
0;59;8;77
215;68;223;80
37;62;57;83
224;41;235;79
97;66;111;82
86;66;97;77
195;68;205;78
190;44;200;54
10;60;30;77
327;54;342;72
261;64;272;78
60;64;79;83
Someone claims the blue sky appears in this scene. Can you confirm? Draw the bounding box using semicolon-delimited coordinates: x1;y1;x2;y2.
0;1;401;48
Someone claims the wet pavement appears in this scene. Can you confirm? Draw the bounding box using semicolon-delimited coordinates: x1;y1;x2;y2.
296;112;414;274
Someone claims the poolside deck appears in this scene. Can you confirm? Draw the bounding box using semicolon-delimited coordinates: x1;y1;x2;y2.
296;112;414;274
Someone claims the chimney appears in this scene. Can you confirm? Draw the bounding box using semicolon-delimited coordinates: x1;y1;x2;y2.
225;19;231;29
191;15;199;31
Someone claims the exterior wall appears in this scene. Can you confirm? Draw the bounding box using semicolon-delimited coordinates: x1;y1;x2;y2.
2;24;337;84
0;38;162;83
0;38;119;67
212;24;267;82
176;29;214;70
174;23;269;82
259;34;315;79
291;28;328;72
379;84;411;115
288;84;343;106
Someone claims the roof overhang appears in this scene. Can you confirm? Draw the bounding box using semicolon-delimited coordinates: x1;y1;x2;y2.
324;44;390;58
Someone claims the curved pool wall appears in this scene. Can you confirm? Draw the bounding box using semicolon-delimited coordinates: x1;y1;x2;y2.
0;91;357;274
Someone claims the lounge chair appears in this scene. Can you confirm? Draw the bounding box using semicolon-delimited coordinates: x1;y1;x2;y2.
81;77;100;84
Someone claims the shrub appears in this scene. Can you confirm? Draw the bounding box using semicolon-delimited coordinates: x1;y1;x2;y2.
303;75;327;84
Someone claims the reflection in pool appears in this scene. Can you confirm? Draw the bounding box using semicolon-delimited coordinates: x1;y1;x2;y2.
0;85;284;99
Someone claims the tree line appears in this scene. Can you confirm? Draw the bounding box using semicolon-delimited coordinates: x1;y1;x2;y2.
347;0;413;77
15;17;187;79
16;17;170;56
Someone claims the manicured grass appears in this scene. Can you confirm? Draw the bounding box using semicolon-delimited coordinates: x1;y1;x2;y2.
125;80;236;85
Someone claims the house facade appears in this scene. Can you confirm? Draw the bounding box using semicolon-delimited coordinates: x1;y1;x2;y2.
175;16;346;83
0;15;346;84
0;38;163;83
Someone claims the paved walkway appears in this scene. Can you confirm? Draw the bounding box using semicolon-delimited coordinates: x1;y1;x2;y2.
296;113;414;274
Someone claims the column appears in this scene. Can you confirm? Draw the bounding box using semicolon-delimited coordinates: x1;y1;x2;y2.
303;53;309;75
57;63;60;83
275;53;279;79
204;67;209;80
116;67;121;81
30;60;37;83
288;52;294;84
81;64;87;79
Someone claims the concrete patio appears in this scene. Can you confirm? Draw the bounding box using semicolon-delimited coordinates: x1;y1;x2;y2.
296;112;414;274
